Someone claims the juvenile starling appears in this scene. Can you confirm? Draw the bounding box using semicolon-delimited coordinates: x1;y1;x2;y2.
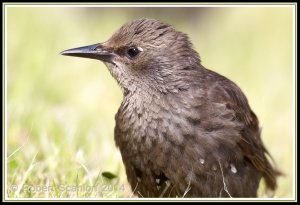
61;18;280;197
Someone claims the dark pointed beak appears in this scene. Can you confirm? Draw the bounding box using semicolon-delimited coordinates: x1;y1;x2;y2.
60;43;115;63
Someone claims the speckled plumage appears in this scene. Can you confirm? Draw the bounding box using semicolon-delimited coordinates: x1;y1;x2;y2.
62;18;280;198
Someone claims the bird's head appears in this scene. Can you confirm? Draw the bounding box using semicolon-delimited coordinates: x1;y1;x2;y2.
61;18;201;95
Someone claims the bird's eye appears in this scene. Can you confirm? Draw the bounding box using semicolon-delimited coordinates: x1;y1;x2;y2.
127;47;140;58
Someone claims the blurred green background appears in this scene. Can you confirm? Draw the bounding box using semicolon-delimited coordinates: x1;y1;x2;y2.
6;6;294;198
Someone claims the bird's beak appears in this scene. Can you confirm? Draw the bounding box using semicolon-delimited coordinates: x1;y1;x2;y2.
60;43;115;63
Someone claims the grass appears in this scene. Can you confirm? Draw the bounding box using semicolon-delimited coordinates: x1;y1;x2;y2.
6;6;294;199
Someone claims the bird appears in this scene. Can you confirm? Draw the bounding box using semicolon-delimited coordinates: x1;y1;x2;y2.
61;18;280;198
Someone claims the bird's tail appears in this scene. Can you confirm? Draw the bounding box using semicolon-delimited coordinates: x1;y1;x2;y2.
261;145;283;192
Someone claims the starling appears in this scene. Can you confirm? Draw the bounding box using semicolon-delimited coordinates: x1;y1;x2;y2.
61;18;280;197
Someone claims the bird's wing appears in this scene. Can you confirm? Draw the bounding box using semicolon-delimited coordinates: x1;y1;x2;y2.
209;76;280;191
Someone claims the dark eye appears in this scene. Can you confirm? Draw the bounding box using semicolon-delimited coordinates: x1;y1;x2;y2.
127;47;140;58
